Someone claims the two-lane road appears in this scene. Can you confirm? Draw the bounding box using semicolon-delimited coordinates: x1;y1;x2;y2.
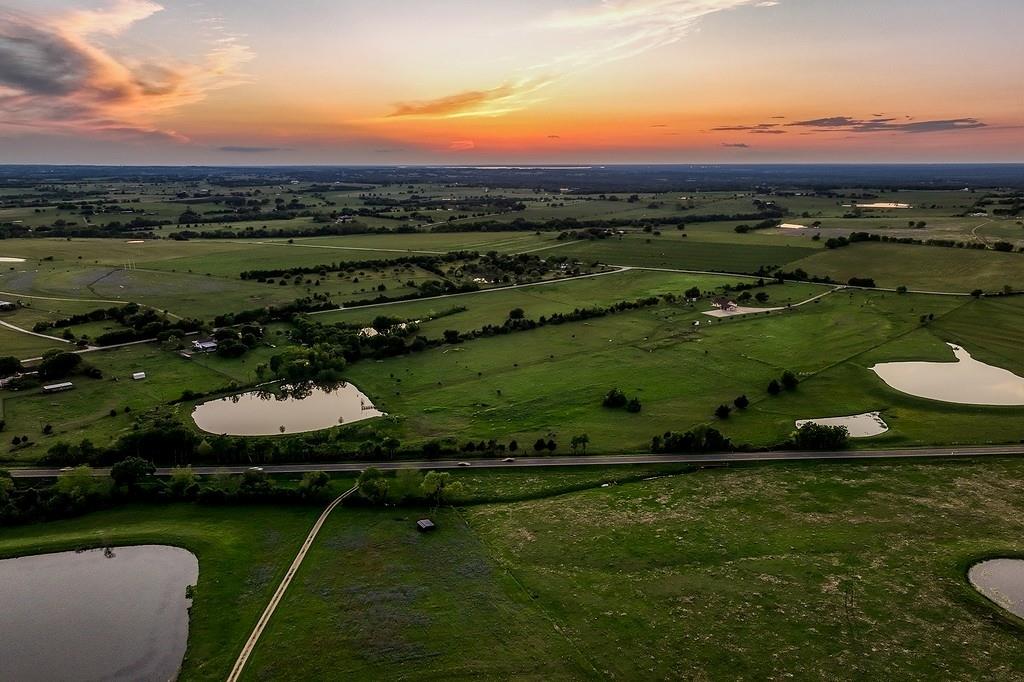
9;445;1024;478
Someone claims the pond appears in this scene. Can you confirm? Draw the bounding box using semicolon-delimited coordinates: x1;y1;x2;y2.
0;545;198;681
0;257;26;263
969;558;1024;619
795;411;888;437
192;382;384;436
870;344;1024;406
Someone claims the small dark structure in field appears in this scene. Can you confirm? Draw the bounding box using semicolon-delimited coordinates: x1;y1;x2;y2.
416;519;436;532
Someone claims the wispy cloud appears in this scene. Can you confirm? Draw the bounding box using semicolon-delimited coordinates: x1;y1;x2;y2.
385;0;771;120
0;1;252;141
722;142;750;148
711;115;990;136
218;145;289;153
786;116;988;133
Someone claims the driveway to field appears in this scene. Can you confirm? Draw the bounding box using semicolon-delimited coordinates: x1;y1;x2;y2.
0;320;71;344
309;266;633;315
9;445;1024;479
225;485;358;682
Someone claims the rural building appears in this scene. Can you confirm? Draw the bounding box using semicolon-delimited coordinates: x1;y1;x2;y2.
132;372;146;381
42;381;74;394
192;340;218;353
0;300;16;311
416;519;436;532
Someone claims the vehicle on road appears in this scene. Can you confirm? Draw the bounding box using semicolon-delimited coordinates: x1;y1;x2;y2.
457;461;471;466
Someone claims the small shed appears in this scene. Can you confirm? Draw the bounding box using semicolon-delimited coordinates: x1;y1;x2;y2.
192;340;218;353
132;372;146;381
416;519;436;532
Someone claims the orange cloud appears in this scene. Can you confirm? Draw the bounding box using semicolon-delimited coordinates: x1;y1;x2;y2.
0;1;252;141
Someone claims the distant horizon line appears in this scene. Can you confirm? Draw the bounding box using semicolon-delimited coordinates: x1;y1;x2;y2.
2;162;1024;169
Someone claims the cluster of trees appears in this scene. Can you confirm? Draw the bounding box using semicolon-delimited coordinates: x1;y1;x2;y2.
651;426;731;454
355;468;463;507
825;230;1019;253
239;252;471;282
0;461;335;525
715;395;750;419
32;303;202;347
767;371;800;396
602;388;642;413
790;422;849;450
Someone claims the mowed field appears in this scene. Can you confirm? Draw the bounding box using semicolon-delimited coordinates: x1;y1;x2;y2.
788;242;1024;292
241;458;1024;680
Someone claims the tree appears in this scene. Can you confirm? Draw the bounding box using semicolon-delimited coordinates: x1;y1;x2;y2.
443;329;461;344
168;466;199;498
508;307;525;320
534;438;546;452
546;439;557;452
767;379;782;395
570;434;590;455
508;439;518;453
626;397;642;413
357;467;389;503
421;470;462;507
0;356;22;378
781;371;800;391
110;456;155;489
754;292;770;303
388;468;423;504
196;439;214;459
602;388;628;408
298;470;330;496
715;404;732;419
684;286;701;299
38;351;82;380
55;466;109;503
734;395;749;409
382;437;401;458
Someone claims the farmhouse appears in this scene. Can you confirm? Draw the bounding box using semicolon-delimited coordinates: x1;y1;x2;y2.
192;340;218;353
416;519;436;532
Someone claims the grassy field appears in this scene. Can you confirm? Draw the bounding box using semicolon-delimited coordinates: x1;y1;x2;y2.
317;268;818;334
240;457;1024;680
340;288;1024;451
789;242;1024;292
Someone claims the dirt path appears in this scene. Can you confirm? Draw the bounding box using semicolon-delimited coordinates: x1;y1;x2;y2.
225;485;358;682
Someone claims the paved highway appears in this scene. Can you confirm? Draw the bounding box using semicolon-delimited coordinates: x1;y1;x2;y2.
9;445;1024;479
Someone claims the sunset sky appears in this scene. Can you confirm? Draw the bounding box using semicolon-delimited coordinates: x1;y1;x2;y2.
1;0;1022;164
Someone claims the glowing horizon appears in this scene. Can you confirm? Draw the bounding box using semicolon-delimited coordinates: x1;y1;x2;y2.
1;0;1022;164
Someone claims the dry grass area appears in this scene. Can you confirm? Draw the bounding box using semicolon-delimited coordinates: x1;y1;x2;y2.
467;458;1024;679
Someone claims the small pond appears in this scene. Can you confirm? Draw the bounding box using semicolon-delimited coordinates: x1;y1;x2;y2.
0;545;198;681
870;344;1024;406
0;257;26;263
192;382;384;436
969;558;1024;619
795;411;888;437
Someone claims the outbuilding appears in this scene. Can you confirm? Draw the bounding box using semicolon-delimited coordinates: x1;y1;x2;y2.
416;519;436;532
0;300;16;311
132;372;146;381
192;340;218;353
42;381;74;394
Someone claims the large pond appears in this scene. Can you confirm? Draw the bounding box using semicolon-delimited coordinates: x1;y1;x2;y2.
969;558;1024;619
192;383;384;436
0;545;198;681
870;344;1024;406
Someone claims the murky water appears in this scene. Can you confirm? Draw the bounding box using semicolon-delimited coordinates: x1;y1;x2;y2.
871;344;1024;405
969;558;1024;619
0;257;26;262
795;411;889;437
0;545;198;681
192;383;384;436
